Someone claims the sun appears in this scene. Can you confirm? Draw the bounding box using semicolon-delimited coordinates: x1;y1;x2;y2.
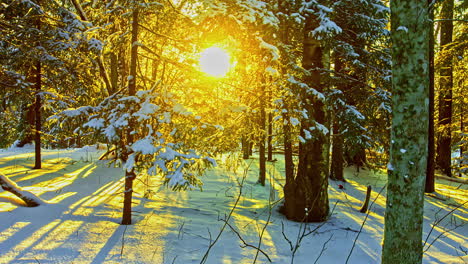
199;47;231;77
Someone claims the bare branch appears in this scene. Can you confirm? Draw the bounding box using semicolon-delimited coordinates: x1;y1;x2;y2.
345;184;387;264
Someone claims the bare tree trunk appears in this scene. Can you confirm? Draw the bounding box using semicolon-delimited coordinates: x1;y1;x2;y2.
267;111;273;161
33;2;42;170
110;52;119;93
258;83;266;186
330;117;345;181
436;0;454;177
121;7;139;226
242;136;250;159
426;0;435;193
381;1;429;263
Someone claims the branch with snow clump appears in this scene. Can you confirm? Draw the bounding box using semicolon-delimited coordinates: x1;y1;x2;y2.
0;173;44;207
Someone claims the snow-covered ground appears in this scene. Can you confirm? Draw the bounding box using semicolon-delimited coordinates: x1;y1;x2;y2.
0;146;466;264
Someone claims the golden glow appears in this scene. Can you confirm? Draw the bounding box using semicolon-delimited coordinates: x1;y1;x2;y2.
199;47;232;77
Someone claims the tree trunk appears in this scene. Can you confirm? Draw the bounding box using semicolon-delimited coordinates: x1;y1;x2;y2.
426;0;435;193
381;1;429;263
0;173;43;207
330;117;345;181
283;11;329;222
267;111;273;161
33;6;42;170
242;135;250;159
258;83;266;186
277;0;296;218
121;7;139;226
436;0;454;177
110;52;119;93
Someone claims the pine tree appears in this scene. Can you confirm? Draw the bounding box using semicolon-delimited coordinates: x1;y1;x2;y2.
282;1;331;222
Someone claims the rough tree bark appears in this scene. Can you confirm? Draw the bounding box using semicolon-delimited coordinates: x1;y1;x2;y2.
283;9;329;222
436;0;454;177
381;1;429;263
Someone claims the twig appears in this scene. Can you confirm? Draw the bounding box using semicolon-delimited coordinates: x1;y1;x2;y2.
199;161;251;264
221;219;272;262
424;222;466;253
423;200;467;249
345;184;387;264
178;220;185;240
313;234;334;264
281;201;339;264
253;173;275;263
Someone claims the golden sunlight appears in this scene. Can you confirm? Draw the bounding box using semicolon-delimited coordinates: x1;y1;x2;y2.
199;47;231;77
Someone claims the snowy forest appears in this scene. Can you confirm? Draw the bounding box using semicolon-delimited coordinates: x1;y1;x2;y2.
0;0;467;263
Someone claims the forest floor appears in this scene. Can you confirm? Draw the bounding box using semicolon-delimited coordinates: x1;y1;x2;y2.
0;145;466;264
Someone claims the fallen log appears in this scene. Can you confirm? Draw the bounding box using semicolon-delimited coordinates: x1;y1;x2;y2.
0;173;44;207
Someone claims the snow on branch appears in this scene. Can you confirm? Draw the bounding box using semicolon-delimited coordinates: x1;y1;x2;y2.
0;173;44;207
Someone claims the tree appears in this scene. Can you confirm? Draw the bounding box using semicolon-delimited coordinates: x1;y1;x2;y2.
381;0;429;263
121;6;139;226
436;0;454;177
327;0;390;177
282;1;331;222
33;1;42;169
426;0;436;193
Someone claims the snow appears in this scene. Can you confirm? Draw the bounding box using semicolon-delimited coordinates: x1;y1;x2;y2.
396;26;409;33
0;147;466;263
132;138;159;155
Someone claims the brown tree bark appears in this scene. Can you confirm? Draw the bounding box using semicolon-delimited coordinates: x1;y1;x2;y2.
33;60;42;170
33;1;42;170
426;0;435;193
267;111;273;161
283;10;329;222
436;0;454;177
330;117;345;181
